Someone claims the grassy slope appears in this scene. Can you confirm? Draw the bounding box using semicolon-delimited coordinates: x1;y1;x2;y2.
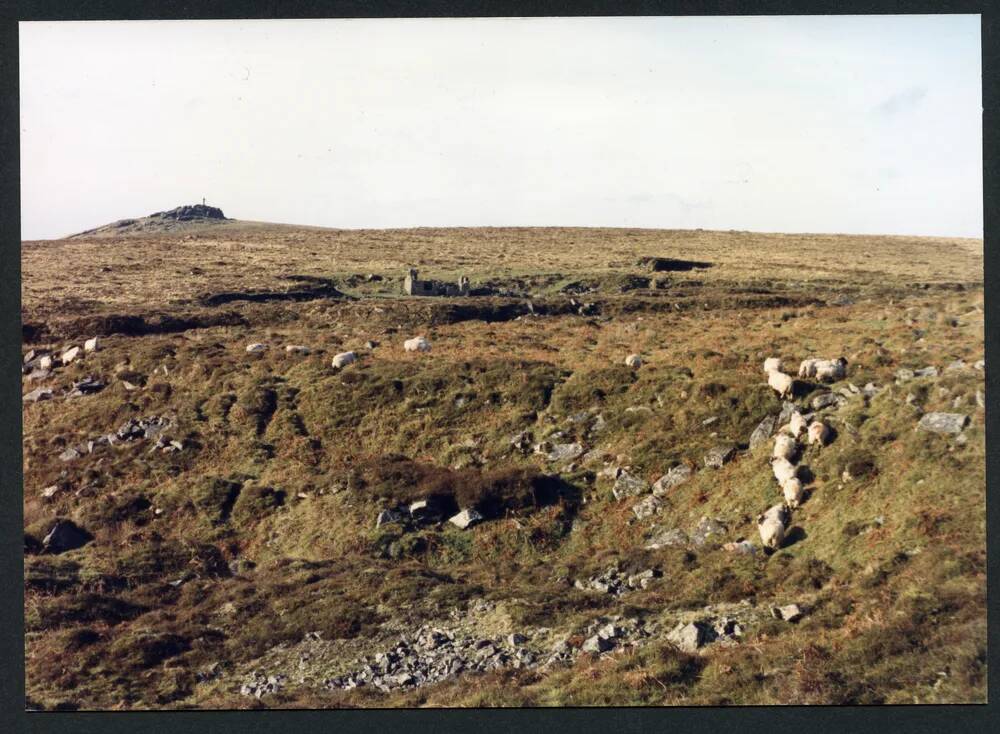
21;225;985;708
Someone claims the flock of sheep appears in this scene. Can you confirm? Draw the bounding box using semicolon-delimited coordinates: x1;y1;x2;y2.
756;357;841;551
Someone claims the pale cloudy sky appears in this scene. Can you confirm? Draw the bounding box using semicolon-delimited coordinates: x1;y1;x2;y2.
19;15;983;240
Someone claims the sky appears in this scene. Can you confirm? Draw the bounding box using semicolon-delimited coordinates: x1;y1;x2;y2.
19;15;983;240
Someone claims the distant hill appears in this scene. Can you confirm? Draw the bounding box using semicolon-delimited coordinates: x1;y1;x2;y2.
68;204;230;238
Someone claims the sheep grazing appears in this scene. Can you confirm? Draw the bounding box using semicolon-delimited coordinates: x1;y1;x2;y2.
807;420;831;446
404;336;431;353
771;457;798;484
781;476;804;508
815;357;848;383
798;358;820;378
780;411;807;438
799;357;848;381
625;354;643;369
331;351;357;369
763;357;782;373
772;433;798;462
757;503;790;550
767;369;795;399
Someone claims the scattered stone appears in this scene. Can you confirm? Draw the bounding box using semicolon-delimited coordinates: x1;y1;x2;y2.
240;670;287;699
612;470;649;500
62;346;81;364
39;355;55;370
376;508;407;528
749;415;778;449
626;568;660;589
449;508;484;530
332;351;357;368
59;447;81;462
114;415;170;442
667;621;707;653
645;527;688;549
23;388;53;403
812;393;845;410
507;633;528;646
42;520;92;554
632;494;664;520
914;366;939;378
944;360;967;373
624;354;642;369
547;442;584;464
509;431;533;453
84;337;99;352
976;389;985;409
776;604;804;622
652;463;692;496
409;499;442;524
40;485;60;499
917;412;969;435
245;343;267;354
895;368;915;384
723;539;757;555
285;345;311;355
582;634;615;653
690;517;727;546
67;377;105;397
974;359;985;371
702;416;719;426
703;444;737;469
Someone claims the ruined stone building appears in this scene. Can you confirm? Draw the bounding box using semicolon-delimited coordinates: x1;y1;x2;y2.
403;269;470;297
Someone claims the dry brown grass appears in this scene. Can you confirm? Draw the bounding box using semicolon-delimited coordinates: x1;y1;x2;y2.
21;222;985;709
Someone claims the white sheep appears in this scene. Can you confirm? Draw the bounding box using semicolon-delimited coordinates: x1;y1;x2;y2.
781;476;804;508
331;351;357;368
763;357;782;373
757;503;790;550
807;420;831;446
285;345;311;355
798;358;820;378
84;337;99;353
767;369;795;399
404;336;431;353
772;434;798;461
771;457;798;484
625;354;642;369
780;411;808;438
814;357;848;383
